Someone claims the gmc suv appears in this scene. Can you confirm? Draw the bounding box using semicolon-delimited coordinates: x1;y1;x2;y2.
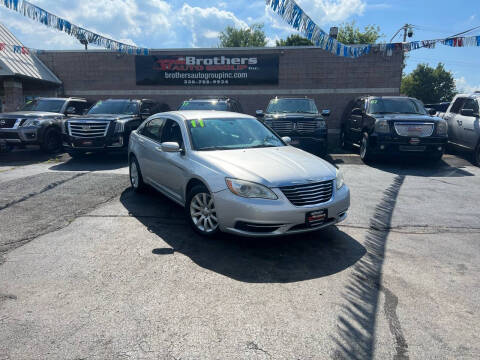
340;96;448;163
63;99;169;157
0;97;91;153
256;97;330;155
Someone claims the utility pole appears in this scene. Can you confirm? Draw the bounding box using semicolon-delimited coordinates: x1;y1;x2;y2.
390;24;414;43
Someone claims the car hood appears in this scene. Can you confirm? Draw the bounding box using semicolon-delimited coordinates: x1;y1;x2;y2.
372;113;442;122
264;113;320;119
0;111;63;118
70;114;135;121
193;146;336;187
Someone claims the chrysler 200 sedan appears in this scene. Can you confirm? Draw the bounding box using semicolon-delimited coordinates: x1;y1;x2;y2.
128;111;350;237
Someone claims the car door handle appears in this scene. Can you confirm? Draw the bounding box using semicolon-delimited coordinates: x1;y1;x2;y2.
457;120;463;126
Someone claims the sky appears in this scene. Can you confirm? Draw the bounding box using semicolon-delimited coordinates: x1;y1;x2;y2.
0;0;479;93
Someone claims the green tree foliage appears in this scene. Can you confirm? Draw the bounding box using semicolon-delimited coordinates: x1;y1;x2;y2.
337;21;382;45
276;34;313;46
219;23;267;47
401;63;457;103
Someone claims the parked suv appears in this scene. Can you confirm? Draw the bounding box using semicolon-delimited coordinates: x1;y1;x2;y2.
178;97;244;113
256;97;330;155
63;99;168;157
442;92;480;166
340;96;448;162
0;97;91;153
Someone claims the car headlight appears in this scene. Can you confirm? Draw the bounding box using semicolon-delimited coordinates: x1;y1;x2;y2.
374;120;390;134
336;168;345;190
225;178;278;200
115;121;125;133
436;120;447;136
316;119;327;129
22;118;42;127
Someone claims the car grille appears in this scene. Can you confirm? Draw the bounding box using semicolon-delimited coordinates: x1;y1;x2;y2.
296;120;317;133
394;122;434;137
264;120;293;133
68;121;110;138
0;119;18;128
280;180;334;206
264;119;319;134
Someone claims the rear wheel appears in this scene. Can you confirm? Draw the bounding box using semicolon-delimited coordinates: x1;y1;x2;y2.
474;143;480;167
129;156;146;192
186;185;220;237
360;132;375;163
41;128;62;154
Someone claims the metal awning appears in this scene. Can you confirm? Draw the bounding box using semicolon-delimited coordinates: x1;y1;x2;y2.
0;23;61;84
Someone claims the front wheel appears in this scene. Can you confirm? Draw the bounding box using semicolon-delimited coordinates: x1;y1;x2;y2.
360;132;375;163
129;156;146;192
186;185;220;237
339;128;351;150
41;128;62;154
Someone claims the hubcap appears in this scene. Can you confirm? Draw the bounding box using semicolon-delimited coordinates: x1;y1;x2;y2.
130;161;139;188
360;136;367;158
190;192;218;233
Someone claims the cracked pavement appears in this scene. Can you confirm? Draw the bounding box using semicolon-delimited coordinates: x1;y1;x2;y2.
0;150;479;359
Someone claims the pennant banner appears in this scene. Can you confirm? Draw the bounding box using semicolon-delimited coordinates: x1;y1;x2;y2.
1;0;149;55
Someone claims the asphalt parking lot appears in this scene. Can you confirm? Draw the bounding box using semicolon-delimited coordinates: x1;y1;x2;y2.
1;148;479;360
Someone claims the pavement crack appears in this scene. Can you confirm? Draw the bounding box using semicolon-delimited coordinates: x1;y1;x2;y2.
246;341;271;357
0;172;86;211
382;285;409;360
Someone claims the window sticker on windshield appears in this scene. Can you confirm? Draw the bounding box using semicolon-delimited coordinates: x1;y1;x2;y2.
190;120;197;128
370;100;378;104
184;101;189;105
198;119;204;127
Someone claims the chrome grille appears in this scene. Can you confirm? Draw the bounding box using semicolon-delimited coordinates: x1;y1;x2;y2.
280;180;334;206
296;120;317;133
394;122;434;137
68;121;110;138
264;120;293;133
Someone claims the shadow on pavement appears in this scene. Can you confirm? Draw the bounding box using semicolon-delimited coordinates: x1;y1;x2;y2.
0;147;66;166
49;152;128;171
119;187;366;283
332;175;407;360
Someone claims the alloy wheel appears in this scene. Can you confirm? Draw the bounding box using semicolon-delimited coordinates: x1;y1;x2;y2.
360;136;367;159
190;192;218;233
130;161;139;188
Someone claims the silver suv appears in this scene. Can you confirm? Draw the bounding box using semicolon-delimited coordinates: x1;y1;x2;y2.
443;92;480;166
128;111;350;237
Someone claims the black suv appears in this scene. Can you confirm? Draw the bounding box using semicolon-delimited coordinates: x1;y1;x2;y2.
178;97;244;113
340;96;448;162
256;97;330;154
0;97;91;153
63;99;169;157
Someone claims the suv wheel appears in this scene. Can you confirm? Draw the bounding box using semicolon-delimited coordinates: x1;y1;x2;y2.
41;128;62;154
474;143;480;167
129;156;146;192
186;185;219;237
339;128;351;150
360;132;375;163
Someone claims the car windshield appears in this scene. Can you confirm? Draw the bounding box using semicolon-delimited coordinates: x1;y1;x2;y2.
266;99;318;114
87;100;139;115
179;100;228;111
187;117;285;151
20;99;65;113
368;98;427;115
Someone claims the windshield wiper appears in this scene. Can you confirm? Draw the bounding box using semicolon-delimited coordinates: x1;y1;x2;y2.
196;146;233;151
249;144;279;148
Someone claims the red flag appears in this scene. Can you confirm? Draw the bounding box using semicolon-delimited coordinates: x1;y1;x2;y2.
0;43;5;51
21;47;29;54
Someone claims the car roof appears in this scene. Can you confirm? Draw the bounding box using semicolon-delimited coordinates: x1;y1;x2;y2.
163;110;254;121
270;97;313;100
186;98;229;102
455;93;480;99
37;97;87;101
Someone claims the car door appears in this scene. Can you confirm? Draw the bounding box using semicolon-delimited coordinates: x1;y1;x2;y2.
136;118;165;182
457;98;480;149
348;99;364;143
150;118;189;203
444;97;465;145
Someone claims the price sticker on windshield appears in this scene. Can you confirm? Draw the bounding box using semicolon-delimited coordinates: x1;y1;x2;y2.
190;119;205;128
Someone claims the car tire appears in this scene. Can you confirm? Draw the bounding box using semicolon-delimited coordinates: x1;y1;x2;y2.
360;132;375;163
67;151;87;159
429;152;444;163
41;128;62;154
474;143;480;167
339;128;351;150
186;184;220;237
129;156;146;193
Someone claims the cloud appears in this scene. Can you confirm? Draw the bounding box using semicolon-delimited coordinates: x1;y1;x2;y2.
178;4;248;47
297;0;366;24
455;77;480;94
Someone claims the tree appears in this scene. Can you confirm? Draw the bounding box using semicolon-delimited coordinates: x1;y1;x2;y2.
337;21;382;45
219;23;267;47
276;34;313;46
401;63;457;103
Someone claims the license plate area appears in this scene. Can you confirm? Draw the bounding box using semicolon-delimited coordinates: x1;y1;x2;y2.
306;209;327;227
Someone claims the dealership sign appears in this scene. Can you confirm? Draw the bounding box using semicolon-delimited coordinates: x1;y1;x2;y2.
135;54;279;86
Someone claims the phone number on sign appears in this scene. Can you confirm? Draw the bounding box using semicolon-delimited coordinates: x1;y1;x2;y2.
183;79;230;85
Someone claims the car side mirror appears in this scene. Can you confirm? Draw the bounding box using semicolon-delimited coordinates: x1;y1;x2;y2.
66;106;76;115
282;136;292;145
256;110;264;117
460;109;477;117
426;108;437;116
321;109;331;117
352;108;363;116
161;142;181;152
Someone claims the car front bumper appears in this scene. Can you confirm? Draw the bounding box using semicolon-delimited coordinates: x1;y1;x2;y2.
62;133;126;152
370;134;448;154
213;184;350;237
0;127;39;144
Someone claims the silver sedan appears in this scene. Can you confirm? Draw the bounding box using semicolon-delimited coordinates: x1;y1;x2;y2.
128;111;350;237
